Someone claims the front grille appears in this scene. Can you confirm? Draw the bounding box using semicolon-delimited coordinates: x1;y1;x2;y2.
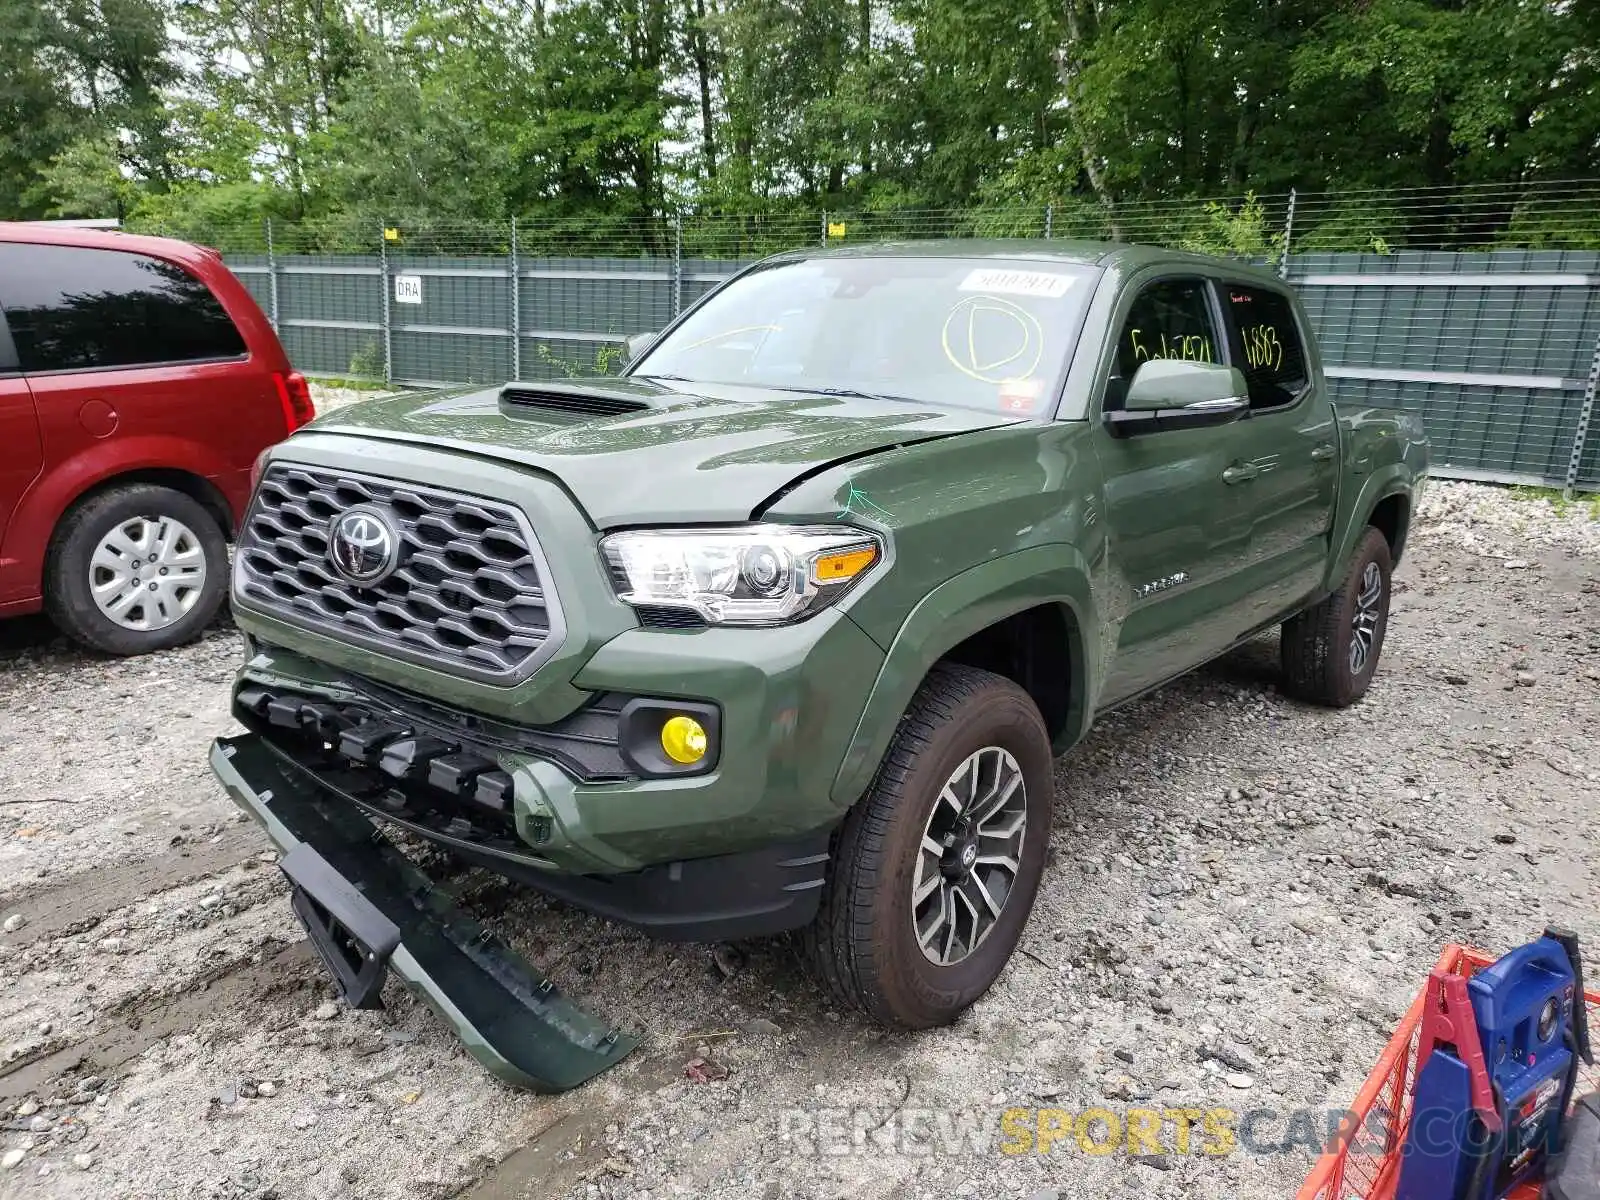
236;465;562;683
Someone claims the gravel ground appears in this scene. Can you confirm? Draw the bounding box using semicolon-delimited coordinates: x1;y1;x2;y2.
1;448;1597;1199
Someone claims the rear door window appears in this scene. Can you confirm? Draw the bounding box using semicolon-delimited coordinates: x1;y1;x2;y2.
1222;284;1309;410
0;243;247;373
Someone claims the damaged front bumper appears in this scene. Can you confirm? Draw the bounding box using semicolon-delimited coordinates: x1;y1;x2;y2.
210;732;638;1092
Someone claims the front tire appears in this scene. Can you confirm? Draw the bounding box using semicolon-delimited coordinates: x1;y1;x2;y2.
1280;525;1393;707
44;484;230;656
802;664;1053;1029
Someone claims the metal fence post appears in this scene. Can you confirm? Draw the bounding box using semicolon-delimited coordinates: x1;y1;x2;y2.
378;225;393;385
1565;332;1600;498
1278;188;1297;279
509;217;522;380
672;215;683;317
821;210;829;247
265;217;280;333
1044;204;1054;239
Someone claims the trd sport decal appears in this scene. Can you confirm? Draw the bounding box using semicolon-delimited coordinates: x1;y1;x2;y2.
1135;571;1190;598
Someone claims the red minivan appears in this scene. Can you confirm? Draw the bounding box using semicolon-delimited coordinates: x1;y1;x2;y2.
0;223;314;654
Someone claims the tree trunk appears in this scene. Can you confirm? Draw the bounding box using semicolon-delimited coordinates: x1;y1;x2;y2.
1058;0;1119;237
1227;99;1255;190
1423;106;1454;187
858;0;871;174
632;0;670;241
312;0;332;129
1172;45;1189;187
731;28;756;189
689;0;716;178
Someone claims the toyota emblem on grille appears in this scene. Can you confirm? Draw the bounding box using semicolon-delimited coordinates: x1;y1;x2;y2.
328;506;400;586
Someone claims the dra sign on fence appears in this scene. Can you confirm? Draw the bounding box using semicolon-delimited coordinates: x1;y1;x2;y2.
393;275;423;305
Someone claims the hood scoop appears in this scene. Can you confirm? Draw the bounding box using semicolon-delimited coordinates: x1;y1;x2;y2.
498;382;651;421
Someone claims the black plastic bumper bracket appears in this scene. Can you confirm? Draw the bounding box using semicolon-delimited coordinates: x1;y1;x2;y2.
210;732;639;1092
280;843;399;1010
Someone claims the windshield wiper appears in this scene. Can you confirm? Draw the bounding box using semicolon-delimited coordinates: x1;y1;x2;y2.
630;373;696;384
767;385;925;405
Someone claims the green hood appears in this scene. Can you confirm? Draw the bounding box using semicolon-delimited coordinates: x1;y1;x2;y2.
307;378;1021;527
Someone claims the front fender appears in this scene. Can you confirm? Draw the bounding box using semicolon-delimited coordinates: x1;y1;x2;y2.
830;543;1098;807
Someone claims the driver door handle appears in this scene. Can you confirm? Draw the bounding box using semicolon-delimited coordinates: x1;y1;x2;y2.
1222;463;1260;485
1310;443;1335;461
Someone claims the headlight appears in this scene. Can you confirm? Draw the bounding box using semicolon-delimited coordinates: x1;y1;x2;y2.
600;524;883;626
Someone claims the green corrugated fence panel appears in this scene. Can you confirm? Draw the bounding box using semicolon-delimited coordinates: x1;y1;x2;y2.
1323;377;1583;486
225;255;273;311
1290;251;1599;484
277;259;383;326
1293;252;1600;379
519;258;673;342
392;331;513;387
387;256;514;384
280;325;384;379
1292;249;1600;274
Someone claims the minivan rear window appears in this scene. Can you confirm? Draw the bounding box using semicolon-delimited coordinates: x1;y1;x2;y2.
0;243;247;373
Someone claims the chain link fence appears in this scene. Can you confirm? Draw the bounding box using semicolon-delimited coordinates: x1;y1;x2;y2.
143;181;1600;492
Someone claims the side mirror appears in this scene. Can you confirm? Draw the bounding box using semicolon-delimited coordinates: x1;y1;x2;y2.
1108;359;1249;436
622;331;658;366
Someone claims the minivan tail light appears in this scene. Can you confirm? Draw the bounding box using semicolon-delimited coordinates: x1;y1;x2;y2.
272;370;316;434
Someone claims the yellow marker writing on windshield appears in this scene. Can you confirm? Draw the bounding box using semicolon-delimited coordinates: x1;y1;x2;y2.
941;295;1044;384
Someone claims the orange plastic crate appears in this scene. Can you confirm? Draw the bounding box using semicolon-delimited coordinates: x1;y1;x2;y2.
1298;944;1600;1200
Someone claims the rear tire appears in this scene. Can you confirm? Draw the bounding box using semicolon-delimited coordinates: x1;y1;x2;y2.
801;664;1053;1029
1280;525;1393;707
44;484;229;656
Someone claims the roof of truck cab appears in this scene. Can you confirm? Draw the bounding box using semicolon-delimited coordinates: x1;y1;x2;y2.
780;237;1284;279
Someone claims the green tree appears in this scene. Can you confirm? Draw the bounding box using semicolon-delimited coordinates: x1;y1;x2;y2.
3;0;1595;243
520;0;683;235
174;0;361;214
27;132;139;218
0;0;179;218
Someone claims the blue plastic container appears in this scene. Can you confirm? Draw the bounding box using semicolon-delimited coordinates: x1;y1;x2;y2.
1396;930;1588;1200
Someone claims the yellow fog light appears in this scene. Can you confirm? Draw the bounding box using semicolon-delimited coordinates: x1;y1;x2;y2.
661;715;708;765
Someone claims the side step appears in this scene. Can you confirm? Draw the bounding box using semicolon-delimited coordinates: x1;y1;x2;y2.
210;733;638;1092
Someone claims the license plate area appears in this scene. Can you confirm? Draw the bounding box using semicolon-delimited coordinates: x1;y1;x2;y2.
280;843;401;1009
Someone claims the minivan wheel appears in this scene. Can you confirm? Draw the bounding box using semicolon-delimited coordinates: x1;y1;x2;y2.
801;664;1053;1029
45;484;230;655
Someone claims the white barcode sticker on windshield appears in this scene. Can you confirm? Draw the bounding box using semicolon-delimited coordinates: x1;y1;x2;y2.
957;268;1076;299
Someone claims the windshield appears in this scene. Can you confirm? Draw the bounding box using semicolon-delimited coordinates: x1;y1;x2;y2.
630;255;1098;416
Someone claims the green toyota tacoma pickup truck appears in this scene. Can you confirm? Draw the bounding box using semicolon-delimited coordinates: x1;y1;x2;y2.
210;240;1428;1090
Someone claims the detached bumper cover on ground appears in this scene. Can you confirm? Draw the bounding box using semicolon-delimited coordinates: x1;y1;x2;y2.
210;732;639;1092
